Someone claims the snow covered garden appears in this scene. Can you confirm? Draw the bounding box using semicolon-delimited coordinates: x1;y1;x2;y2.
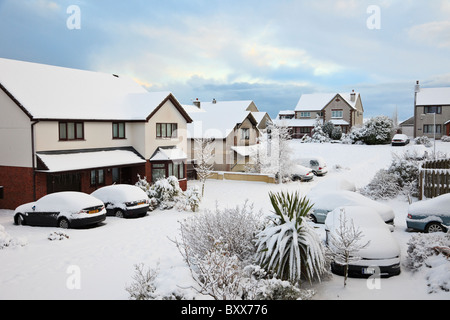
1;140;450;300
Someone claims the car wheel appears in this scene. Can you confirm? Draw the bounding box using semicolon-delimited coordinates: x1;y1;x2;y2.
425;222;446;233
115;209;124;218
15;213;25;225
58;218;70;229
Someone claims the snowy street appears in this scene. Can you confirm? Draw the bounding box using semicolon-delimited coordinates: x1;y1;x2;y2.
1;141;450;300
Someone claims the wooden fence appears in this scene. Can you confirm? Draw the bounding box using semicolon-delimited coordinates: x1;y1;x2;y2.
419;159;450;200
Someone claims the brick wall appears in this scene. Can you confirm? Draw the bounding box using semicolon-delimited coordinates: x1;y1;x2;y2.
0;166;35;210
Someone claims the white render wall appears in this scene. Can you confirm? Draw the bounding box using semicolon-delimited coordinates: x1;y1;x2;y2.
0;89;32;167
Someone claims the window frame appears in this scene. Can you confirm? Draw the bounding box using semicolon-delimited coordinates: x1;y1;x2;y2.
424;106;442;114
156;123;178;139
112;122;126;139
331;110;344;119
59;121;84;141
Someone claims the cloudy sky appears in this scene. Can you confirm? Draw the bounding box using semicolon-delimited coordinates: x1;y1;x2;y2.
1;0;450;121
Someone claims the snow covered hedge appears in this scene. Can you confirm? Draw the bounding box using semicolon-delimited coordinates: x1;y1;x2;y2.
344;116;394;145
405;232;450;293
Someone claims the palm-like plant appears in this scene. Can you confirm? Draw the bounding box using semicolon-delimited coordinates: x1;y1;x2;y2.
255;191;326;284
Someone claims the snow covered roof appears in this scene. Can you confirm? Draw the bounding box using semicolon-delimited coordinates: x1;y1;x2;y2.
416;87;450;106
329;119;350;126
36;148;146;173
185;100;257;139
0;58;189;121
150;146;187;162
295;92;360;111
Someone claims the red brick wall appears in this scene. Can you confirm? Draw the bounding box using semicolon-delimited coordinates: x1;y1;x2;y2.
0;166;35;210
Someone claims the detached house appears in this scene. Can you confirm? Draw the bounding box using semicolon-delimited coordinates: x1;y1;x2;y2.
0;58;192;209
184;99;265;172
414;81;450;139
276;91;364;139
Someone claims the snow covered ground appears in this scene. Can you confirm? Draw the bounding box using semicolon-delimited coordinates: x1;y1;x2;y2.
1;141;450;300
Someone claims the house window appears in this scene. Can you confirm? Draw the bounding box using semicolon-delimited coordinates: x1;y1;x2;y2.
59;122;84;141
90;169;105;186
300;112;311;118
423;124;442;134
241;128;250;140
156;123;178;138
113;122;126;139
331;110;343;118
169;162;185;179
424;106;442;114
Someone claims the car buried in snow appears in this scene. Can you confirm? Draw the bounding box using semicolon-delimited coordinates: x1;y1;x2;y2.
307;190;396;225
391;134;410;146
325;206;401;278
91;184;150;218
14;192;106;229
406;193;450;233
290;164;314;182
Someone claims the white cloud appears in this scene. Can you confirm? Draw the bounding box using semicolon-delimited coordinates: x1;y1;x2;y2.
409;21;450;48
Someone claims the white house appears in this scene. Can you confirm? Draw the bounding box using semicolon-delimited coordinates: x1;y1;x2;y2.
0;58;192;209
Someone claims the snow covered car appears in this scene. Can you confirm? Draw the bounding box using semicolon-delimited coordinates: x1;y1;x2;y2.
406;194;450;233
307;190;395;225
290;164;314;182
391;134;410;146
325;206;401;278
14;192;106;229
298;156;328;176
91;184;149;218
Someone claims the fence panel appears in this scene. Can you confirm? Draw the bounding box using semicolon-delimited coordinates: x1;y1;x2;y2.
419;159;450;200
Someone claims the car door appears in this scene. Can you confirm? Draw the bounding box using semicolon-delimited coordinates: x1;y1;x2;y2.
29;205;59;227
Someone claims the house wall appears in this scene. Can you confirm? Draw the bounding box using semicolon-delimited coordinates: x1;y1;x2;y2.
295;111;322;120
145;99;188;159
323;97;352;124
0;88;32;167
34;121;145;153
353;96;364;127
414;106;450;139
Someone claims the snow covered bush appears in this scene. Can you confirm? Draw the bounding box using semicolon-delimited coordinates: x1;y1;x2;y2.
175;201;263;265
415;135;433;147
360;152;421;199
0;224;27;249
344;116;394;145
310;118;331;143
405;232;450;271
441;135;450;142
405;232;450;293
255;191;327;284
126;263;159;300
176;185;201;212
136;175;183;210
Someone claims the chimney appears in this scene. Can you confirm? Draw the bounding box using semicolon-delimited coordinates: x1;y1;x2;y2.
193;98;201;108
415;80;420;93
212;98;217;104
350;90;356;102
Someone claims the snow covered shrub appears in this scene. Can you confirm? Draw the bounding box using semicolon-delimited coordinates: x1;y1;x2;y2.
360;152;421;199
359;169;401;200
126;263;159;300
135;175;182;210
415;135;433;147
441;135;450;142
405;232;450;271
255;191;327;284
176;185;201;212
311;119;331;143
344;116;394;145
175;201;263;265
331;126;342;140
191;239;244;300
0;225;27;249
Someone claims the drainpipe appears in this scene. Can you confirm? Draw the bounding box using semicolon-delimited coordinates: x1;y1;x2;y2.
31;120;39;201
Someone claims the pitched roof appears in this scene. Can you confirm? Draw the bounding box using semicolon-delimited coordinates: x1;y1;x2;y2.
416;87;450;106
295;92;360;111
184;100;257;139
0;58;191;122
